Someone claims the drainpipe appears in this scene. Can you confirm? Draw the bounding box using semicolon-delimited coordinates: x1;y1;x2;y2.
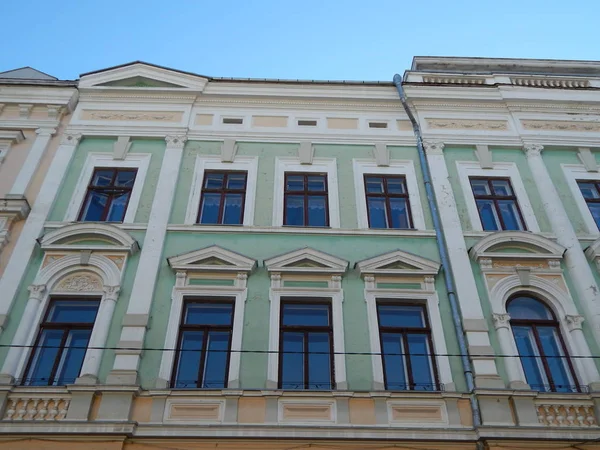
392;74;483;433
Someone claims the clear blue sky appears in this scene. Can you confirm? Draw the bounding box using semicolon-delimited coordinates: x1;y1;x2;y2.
1;0;599;81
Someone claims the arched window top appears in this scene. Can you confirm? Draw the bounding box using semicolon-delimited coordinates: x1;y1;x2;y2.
507;295;555;321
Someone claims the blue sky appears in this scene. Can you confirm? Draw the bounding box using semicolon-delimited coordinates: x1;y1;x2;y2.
1;0;599;81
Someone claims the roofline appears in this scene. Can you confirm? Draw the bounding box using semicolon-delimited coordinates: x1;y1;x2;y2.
0;79;78;87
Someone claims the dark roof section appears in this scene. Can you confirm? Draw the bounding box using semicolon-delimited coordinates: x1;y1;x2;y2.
0;66;58;80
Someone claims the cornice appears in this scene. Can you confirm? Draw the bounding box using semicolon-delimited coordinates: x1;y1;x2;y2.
0;119;61;130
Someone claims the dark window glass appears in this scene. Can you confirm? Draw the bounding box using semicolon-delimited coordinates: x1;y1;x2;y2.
469;178;526;231
198;171;247;225
23;299;100;386
78;168;137;222
284;173;329;227
279;302;334;389
577;181;600;230
377;303;438;391
508;296;579;392
172;300;234;389
364;175;412;229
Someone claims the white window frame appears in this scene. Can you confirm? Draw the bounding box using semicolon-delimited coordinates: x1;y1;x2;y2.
353;159;426;230
273;157;340;228
456;161;540;232
158;276;247;389
562;164;600;235
185;156;258;225
64;153;151;223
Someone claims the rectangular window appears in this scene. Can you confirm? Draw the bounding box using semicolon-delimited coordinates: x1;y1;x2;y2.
279;301;334;390
577;181;600;230
78;168;137;222
364;175;412;229
23;299;100;386
469;177;526;231
172;300;234;388
284;173;329;227
377;303;438;391
197;171;247;225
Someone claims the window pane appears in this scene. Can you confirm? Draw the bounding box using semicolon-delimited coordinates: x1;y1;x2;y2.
381;333;407;390
226;173;246;190
286;175;304;191
470;179;491;196
308;333;332;389
115;170;136;187
578;182;600;199
25;329;64;385
184;303;233;326
367;197;388;228
281;332;304;389
588;203;600;230
223;194;243;225
285;195;305;226
513;326;548;391
282;304;329;326
389;198;410;229
538;326;576;392
80;192;108;221
202;331;230;388
204;173;224;189
307;175;326;192
55;329;92;385
491;179;513;196
377;305;425;328
174;331;204;388
498;200;524;230
386;177;406;194
476;199;500;230
106;193;130;222
407;334;435;391
307;196;327;227
91;170;114;187
507;297;553;320
199;193;221;224
365;176;384;194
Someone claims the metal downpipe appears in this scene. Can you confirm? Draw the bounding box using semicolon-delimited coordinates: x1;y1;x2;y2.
392;74;483;432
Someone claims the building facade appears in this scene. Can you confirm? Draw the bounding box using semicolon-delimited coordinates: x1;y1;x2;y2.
0;58;599;449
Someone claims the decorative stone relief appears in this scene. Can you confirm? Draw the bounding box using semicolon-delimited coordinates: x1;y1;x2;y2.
426;119;508;131
103;285;121;301
523;143;544;157
422;76;486;85
55;273;103;292
3;397;70;421
492;313;511;330
270;273;282;289
566;314;585;331
536;404;596;427
28;284;47;301
165;135;188;149
175;271;187;287
512;77;590;88
492;261;546;269
522;120;600;132
60;133;82;146
82;110;183;122
235;272;248;289
422;141;444;155
480;258;493;270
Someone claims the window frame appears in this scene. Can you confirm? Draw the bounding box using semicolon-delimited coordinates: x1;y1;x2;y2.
196;170;248;225
576;179;600;231
283;172;330;227
364;174;413;229
376;301;439;391
469;176;527;231
278;299;335;390
22;297;100;386
171;297;235;389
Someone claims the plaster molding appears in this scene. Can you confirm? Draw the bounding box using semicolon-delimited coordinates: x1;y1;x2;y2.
264;247;349;275
18;104;33;119
492;313;511;330
469;231;565;263
60;133;82;146
522;120;600;133
422;140;444;155
426;118;508;131
167;245;257;274
511;77;590;88
164;134;187;148
523;143;544;157
566;315;585;332
27;284;47;301
40;223;139;254
103;285;121;302
54;273;103;292
355;249;440;277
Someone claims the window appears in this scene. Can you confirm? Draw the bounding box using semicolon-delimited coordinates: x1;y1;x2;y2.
577;181;600;230
469;177;526;231
78;168;137;222
508;295;579;392
172;300;234;389
23;299;99;386
279;301;334;390
284;173;329;227
364;175;412;229
377;303;438;391
197;171;247;225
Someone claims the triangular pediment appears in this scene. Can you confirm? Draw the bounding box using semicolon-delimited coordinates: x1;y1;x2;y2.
469;231;564;261
40;223;139;254
168;245;256;273
79;61;209;91
264;248;348;274
0;67;57;80
355;249;440;276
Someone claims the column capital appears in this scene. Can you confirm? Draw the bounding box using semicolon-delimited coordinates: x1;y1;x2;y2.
523;143;544;157
165;135;188;149
492;313;511;330
35;127;57;137
60;132;82;146
103;285;121;302
27;284;46;301
423;140;444;155
566;314;585;331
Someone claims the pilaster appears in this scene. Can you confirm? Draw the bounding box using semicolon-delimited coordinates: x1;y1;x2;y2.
9;127;56;196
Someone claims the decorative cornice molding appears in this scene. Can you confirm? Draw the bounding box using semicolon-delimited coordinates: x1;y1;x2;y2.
164;134;188;148
511;77;590;88
422;140;445;155
81;110;183;122
523;143;544;157
35;127;56;137
18;104;33;119
422;76;487;85
522;120;600;132
426;118;508;131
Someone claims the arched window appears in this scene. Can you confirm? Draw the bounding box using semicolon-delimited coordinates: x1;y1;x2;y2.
508;295;579;392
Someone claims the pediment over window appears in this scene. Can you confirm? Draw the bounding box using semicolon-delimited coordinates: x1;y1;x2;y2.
168;245;256;273
355;249;440;277
264;248;349;274
40;223;139;254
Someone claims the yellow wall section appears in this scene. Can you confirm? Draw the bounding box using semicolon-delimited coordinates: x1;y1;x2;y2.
237;397;266;423
327;118;358;129
348;398;376;424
